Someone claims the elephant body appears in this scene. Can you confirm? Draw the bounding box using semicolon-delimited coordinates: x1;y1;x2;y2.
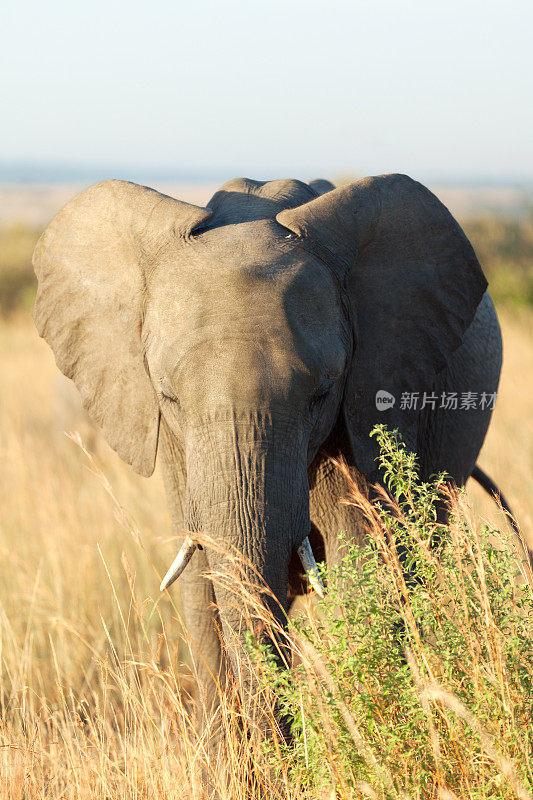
33;173;502;740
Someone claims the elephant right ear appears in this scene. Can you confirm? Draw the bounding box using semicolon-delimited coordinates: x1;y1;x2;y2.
277;174;487;475
33;180;211;476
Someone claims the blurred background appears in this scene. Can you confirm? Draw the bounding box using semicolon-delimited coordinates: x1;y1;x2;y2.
0;1;532;792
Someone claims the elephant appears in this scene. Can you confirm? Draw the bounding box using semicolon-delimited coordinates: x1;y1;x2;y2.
33;173;508;746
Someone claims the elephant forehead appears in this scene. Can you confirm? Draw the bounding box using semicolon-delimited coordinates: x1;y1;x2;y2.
148;221;342;333
144;224;347;384
185;218;305;265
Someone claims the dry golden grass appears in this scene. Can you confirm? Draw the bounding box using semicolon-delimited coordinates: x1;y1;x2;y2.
0;309;531;799
0;316;190;798
468;308;533;543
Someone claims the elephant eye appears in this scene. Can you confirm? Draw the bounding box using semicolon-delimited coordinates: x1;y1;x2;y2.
161;392;178;404
159;380;180;407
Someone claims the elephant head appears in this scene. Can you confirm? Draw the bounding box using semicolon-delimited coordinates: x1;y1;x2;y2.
33;174;486;677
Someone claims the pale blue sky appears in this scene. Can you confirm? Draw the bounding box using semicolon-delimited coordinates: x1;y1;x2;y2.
2;0;532;182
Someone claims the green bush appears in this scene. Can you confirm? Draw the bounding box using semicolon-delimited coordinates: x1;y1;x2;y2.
255;426;533;799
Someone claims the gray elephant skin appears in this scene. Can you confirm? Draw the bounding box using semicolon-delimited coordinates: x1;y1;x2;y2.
32;173;502;737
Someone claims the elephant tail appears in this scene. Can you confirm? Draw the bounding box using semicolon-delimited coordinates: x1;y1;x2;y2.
470;465;520;535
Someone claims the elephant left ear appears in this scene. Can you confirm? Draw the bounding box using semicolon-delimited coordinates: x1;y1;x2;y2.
277;174;488;474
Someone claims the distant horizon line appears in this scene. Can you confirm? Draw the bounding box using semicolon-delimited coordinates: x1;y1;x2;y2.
0;160;532;189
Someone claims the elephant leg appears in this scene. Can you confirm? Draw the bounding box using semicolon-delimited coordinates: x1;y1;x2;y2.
309;453;368;573
287;454;366;669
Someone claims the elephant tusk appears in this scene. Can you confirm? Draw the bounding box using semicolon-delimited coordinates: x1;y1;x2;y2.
160;535;197;591
297;536;325;598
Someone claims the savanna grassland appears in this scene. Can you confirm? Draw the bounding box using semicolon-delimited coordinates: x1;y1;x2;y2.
0;193;533;799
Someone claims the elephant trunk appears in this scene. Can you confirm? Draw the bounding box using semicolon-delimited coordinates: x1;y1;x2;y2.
184;413;310;695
